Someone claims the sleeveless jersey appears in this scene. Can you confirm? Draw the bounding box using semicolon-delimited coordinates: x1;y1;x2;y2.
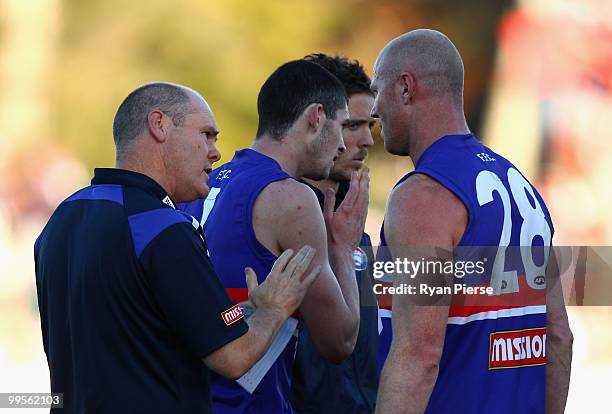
180;148;296;413
376;134;553;413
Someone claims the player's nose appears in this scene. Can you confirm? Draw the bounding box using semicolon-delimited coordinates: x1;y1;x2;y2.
208;142;221;163
370;103;380;119
360;129;374;148
337;133;347;154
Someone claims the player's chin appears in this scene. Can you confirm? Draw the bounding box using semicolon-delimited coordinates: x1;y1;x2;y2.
329;166;354;182
383;137;406;156
305;166;331;181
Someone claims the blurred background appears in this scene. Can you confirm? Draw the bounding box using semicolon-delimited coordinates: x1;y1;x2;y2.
0;0;610;412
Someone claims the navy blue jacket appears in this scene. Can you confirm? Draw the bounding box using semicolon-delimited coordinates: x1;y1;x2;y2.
35;168;248;413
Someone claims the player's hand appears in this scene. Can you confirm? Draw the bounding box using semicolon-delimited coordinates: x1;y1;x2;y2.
324;166;370;251
241;246;321;318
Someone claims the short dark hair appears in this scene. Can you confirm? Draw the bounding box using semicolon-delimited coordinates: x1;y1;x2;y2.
304;53;372;97
256;59;348;140
113;82;192;149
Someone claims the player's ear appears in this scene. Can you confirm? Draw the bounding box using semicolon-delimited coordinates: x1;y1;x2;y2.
147;110;170;143
399;72;416;105
303;103;325;133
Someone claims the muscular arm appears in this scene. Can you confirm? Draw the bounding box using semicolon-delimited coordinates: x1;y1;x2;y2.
376;174;467;414
545;248;573;413
253;178;364;362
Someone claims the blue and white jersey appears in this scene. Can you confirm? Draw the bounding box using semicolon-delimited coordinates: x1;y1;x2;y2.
180;148;297;414
377;134;553;413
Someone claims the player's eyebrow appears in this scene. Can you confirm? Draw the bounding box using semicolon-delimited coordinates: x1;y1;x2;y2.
201;126;219;135
346;116;376;124
201;127;220;141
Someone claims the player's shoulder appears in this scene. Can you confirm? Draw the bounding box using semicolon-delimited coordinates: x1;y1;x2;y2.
387;173;467;242
254;178;321;223
259;178;318;204
391;173;455;207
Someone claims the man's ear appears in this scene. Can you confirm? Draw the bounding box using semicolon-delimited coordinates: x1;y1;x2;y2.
399;71;416;105
303;103;325;133
147;110;169;143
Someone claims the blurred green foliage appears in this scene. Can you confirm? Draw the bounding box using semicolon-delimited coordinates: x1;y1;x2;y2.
52;0;348;167
46;0;512;209
50;0;511;162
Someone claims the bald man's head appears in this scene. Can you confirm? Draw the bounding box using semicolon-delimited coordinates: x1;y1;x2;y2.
113;82;200;155
375;29;464;102
113;81;222;202
370;29;468;156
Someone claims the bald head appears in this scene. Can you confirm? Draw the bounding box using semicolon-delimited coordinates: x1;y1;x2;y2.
375;29;464;102
113;82;200;156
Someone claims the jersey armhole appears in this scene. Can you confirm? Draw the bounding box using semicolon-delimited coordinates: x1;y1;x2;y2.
411;168;475;247
245;172;296;276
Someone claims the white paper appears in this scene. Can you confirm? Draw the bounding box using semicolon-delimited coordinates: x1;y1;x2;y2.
236;316;298;394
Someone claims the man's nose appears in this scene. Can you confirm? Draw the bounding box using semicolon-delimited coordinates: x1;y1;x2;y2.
208;142;221;163
370;97;380;119
338;133;346;153
370;105;379;119
360;129;375;148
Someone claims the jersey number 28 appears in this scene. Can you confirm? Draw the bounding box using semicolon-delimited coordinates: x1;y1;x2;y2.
475;168;551;295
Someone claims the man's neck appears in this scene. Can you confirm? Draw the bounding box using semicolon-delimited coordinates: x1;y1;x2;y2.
410;100;470;165
251;135;302;177
116;154;174;199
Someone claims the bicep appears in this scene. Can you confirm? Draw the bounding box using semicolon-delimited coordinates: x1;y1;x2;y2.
257;182;341;305
272;190;345;313
257;182;347;329
384;177;465;354
274;191;331;272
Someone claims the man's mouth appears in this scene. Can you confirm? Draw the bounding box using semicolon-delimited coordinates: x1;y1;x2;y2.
353;151;368;162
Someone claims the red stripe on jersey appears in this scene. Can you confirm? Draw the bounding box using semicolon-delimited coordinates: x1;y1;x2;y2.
451;274;545;317
375;274;545;317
